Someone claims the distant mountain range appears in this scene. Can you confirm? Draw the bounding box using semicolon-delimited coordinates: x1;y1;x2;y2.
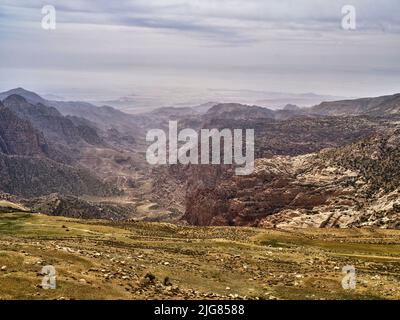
90;89;348;113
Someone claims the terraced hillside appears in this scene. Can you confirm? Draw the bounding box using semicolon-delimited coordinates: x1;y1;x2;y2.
0;206;399;300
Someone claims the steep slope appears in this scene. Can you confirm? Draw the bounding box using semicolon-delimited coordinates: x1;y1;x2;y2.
0;152;118;197
50;100;141;135
154;114;382;220
322;130;400;196
202;115;381;158
184;156;357;227
0;88;141;145
2;95;103;146
365;93;400;116
184;130;400;229
0;99;118;198
0;87;47;105
309;93;400;116
0;102;48;156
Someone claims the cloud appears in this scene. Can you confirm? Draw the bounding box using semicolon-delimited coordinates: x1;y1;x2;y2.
0;0;399;98
2;0;400;43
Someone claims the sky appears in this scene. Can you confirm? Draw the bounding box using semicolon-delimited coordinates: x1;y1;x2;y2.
0;0;399;103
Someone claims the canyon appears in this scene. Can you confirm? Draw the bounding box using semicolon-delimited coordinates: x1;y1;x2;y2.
0;88;399;230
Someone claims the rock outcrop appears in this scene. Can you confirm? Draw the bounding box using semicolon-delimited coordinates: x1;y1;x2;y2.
0;99;117;198
2;95;103;146
0;102;48;156
184;130;400;229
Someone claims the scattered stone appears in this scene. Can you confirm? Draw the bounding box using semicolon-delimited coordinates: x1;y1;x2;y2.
163;277;172;286
143;272;156;285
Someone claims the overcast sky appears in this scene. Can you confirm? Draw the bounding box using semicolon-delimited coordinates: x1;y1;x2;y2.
0;0;399;100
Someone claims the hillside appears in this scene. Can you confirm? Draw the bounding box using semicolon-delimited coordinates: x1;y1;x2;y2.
2;95;103;146
0;87;47;105
184;129;400;229
0;102;48;157
0;153;118;197
0;97;118;198
0;88;143;138
310;93;400;116
205;103;275;120
0;210;399;300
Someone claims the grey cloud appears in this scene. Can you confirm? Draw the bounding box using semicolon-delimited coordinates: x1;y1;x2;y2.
0;0;399;98
3;0;400;44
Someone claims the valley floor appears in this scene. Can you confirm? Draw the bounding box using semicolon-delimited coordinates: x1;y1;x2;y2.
0;211;399;300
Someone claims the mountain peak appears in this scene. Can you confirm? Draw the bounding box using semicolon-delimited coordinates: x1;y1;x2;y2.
0;88;46;104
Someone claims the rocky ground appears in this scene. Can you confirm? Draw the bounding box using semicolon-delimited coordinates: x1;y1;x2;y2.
0;209;399;300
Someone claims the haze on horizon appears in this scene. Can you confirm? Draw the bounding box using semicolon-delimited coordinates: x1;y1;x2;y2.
1;0;399;103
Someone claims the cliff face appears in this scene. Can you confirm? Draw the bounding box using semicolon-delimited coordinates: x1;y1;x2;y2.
184;131;400;229
184;165;235;226
184;156;359;227
183;108;400;229
0;103;48;156
158;107;386;222
0;100;117;198
2;95;103;146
